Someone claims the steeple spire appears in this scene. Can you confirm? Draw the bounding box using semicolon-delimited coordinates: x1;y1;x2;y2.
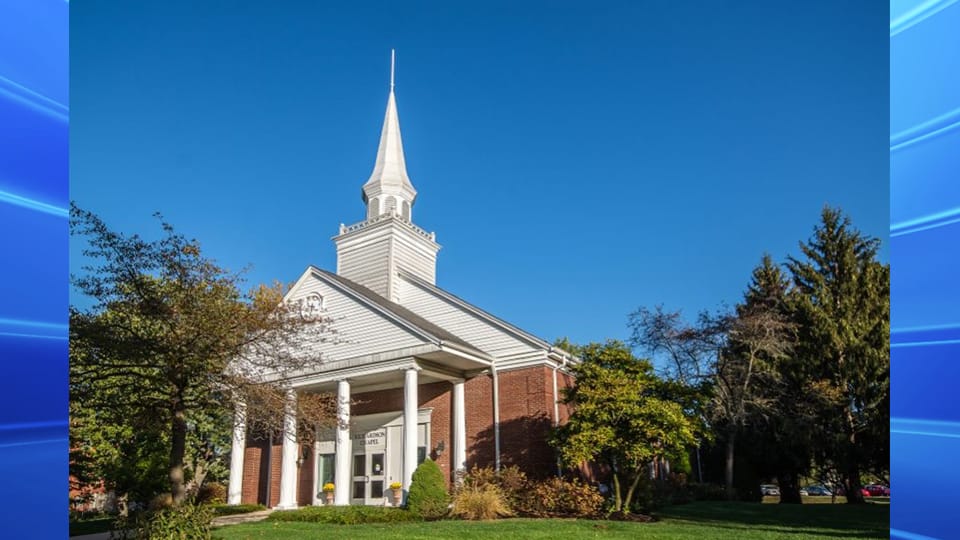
362;50;417;221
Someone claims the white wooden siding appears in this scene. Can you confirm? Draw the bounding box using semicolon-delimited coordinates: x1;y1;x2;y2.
395;276;542;358
337;236;392;298
286;273;426;364
391;233;436;287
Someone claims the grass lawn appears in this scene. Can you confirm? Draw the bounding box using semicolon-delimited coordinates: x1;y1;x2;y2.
213;501;889;540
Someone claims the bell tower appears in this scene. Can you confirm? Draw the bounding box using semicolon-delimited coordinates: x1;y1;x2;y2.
334;51;440;303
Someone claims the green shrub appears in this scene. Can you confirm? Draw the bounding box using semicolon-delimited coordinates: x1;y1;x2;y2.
267;506;418;524
450;484;512;520
111;504;213;540
209;503;266;516
407;458;449;519
195;482;226;505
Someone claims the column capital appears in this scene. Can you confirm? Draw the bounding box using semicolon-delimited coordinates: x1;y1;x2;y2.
449;378;465;385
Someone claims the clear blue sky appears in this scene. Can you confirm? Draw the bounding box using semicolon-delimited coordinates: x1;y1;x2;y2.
70;1;889;346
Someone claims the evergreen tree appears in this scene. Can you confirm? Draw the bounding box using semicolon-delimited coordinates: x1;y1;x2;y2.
786;206;889;504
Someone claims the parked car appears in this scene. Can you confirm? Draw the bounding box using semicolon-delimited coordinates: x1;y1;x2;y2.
863;484;890;497
801;485;832;496
761;484;781;496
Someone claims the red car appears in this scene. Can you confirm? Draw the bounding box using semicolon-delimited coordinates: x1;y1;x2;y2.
863;484;890;497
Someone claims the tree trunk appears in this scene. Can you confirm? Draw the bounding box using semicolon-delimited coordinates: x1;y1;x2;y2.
778;469;802;504
843;408;865;504
611;472;623;513
169;402;188;505
622;464;646;513
844;461;865;504
725;432;736;500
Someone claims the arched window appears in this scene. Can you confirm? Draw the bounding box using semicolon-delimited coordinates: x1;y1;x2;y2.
385;196;397;215
368;197;380;219
401;200;411;221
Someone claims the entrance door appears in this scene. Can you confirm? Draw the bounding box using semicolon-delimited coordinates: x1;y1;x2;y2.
351;451;386;504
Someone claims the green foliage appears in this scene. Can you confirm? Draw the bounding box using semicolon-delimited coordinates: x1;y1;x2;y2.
551;340;699;513
209;503;266;516
70;205;336;504
786;206;889;500
450;484;512;520
111;504;213;540
266;506;418;524
406;458;450;519
138;504;213;540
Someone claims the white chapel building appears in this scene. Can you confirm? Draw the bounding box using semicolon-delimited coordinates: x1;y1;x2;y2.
227;57;577;508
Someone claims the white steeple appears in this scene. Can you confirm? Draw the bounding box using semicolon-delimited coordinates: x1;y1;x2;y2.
335;51;440;303
362;50;417;221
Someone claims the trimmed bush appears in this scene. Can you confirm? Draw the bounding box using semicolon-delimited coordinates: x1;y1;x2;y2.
450;484;512;520
267;506;418;524
209;503;266;516
406;458;449;519
195;482;226;505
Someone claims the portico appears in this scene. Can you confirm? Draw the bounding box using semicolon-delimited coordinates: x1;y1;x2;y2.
229;350;482;508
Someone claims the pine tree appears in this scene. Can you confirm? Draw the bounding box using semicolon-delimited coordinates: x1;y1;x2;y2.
786;206;889;504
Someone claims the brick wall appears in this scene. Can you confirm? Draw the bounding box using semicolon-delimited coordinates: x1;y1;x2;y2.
241;436;282;506
239;363;573;504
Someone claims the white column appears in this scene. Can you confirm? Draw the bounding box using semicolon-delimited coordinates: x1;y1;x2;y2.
334;380;351;505
403;367;419;501
277;389;299;509
227;399;246;505
452;379;467;481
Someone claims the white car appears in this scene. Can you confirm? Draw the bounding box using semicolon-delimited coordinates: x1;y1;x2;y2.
761;484;781;496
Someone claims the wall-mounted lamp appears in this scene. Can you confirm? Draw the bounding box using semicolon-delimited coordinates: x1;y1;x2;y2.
296;445;311;467
435;440;445;458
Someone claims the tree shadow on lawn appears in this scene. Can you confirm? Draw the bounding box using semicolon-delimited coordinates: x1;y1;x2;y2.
658;501;888;538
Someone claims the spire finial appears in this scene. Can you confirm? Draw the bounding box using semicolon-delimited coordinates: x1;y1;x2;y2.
390;49;395;91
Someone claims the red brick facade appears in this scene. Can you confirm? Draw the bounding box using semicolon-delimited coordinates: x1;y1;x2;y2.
240;365;574;505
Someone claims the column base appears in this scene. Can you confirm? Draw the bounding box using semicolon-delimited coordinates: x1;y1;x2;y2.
273;503;299;510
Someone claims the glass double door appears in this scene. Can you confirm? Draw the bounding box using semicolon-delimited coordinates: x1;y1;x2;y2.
351;451;385;504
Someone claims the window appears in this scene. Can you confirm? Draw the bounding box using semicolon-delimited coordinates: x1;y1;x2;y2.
401;200;411;221
368;197;380;219
316;453;335;487
417;446;426;465
385;196;397;215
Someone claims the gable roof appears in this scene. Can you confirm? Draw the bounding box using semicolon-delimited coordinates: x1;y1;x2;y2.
397;269;576;363
309;267;488;360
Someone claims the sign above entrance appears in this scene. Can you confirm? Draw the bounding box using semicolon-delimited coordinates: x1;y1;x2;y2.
352;429;386;449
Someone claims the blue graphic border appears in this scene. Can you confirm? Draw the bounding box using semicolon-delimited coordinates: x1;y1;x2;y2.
0;1;69;537
890;0;960;538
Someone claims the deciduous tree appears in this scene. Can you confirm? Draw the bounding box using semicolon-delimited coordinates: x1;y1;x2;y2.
551;341;698;514
70;204;337;505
